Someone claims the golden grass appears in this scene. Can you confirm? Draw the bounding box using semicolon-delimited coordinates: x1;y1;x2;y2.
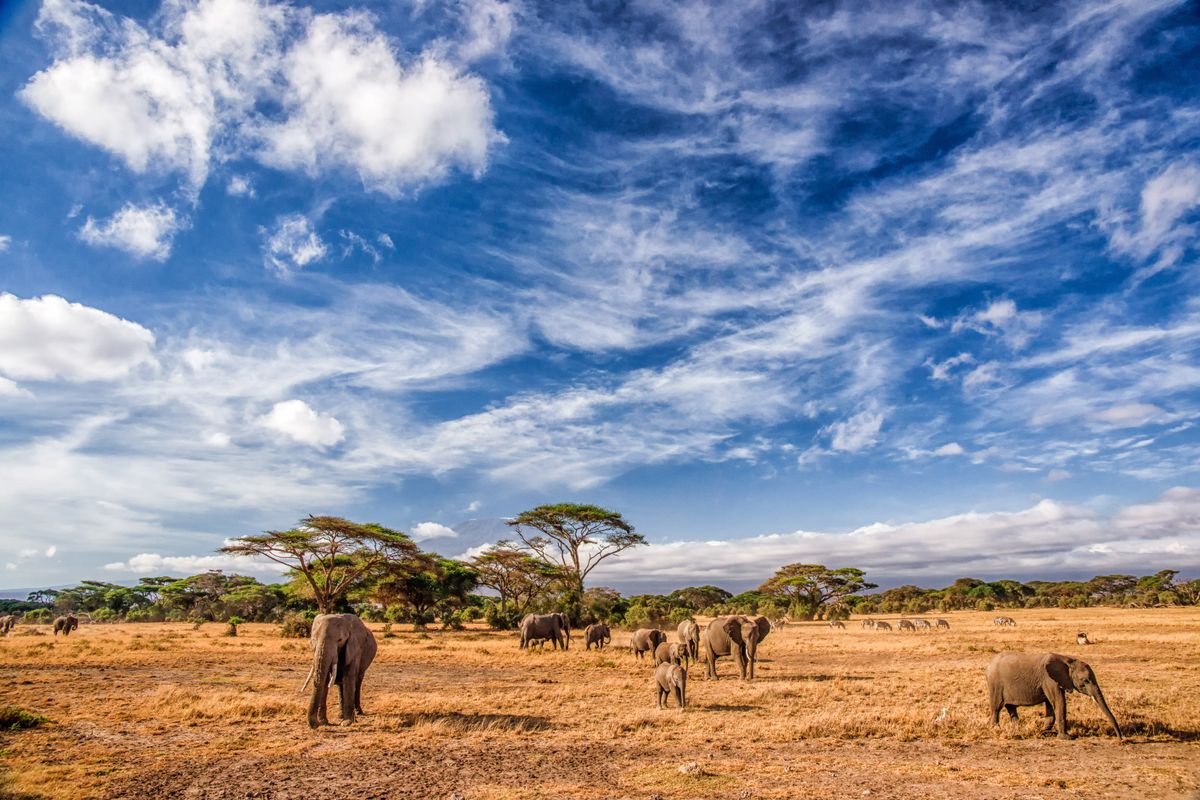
0;608;1198;799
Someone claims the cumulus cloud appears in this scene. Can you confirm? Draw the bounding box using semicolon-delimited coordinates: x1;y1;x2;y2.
0;294;155;384
826;408;885;452
226;174;255;196
79;203;184;260
262;214;326;272
22;0;501;197
411;521;458;541
0;235;10;251
104;551;287;575
933;442;965;456
590;488;1200;587
259;399;344;447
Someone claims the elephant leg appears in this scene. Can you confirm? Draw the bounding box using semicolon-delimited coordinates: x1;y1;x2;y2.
1004;704;1019;721
675;683;685;709
1052;691;1071;739
988;688;1002;726
1038;701;1055;732
354;670;366;716
657;686;665;708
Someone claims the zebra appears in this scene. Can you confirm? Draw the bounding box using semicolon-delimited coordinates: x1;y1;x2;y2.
913;619;932;631
860;618;875;629
874;620;893;630
935;619;950;630
993;616;1016;626
828;620;846;629
898;619;916;631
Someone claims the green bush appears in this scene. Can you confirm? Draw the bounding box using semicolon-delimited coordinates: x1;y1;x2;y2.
668;607;693;624
224;616;244;637
21;609;51;624
975;599;995;611
125;607;165;623
483;602;520;630
0;706;48;730
91;608;117;623
279;614;311;639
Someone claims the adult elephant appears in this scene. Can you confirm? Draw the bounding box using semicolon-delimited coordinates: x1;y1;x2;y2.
520;614;567;650
551;612;572;650
305;613;377;729
0;615;14;635
677;619;701;660
705;615;769;680
986;652;1122;740
583;623;611;650
53;614;78;636
629;628;667;660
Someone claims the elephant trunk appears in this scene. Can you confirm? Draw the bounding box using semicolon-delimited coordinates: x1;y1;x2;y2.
307;635;336;729
1088;685;1122;739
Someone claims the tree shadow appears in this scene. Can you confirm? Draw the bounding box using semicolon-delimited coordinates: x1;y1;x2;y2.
770;673;871;682
701;704;761;712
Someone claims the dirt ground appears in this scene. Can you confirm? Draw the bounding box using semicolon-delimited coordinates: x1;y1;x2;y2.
1;608;1198;800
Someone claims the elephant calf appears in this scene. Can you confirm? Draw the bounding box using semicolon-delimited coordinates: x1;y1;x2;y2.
53;614;78;636
654;662;687;710
584;623;611;650
677;618;701;660
654;641;689;668
986;652;1121;740
630;628;667;661
0;615;15;636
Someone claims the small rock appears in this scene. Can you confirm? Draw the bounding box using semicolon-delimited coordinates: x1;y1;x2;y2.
678;761;701;775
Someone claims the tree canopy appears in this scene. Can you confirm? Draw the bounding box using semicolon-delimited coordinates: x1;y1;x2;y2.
759;563;877;619
220;515;420;613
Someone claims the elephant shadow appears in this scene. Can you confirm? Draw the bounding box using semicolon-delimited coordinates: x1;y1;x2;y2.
771;673;871;682
1115;721;1200;743
394;711;553;733
701;704;760;712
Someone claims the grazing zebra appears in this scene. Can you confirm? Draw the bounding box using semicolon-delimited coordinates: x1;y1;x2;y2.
993;616;1016;627
874;620;893;630
898;619;916;631
935;619;950;630
860;618;875;629
769;617;788;630
829;620;846;629
913;619;932;631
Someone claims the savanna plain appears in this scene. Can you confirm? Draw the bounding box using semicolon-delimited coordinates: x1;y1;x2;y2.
1;608;1198;800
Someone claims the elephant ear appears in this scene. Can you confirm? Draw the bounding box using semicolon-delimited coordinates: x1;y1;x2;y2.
1043;655;1075;692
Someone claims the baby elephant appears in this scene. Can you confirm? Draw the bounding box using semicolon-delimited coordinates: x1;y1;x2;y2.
653;641;689;669
987;652;1121;740
584;623;611;650
654;662;687;710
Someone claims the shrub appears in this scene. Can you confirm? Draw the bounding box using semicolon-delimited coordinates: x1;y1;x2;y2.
975;600;995;611
279;614;311;639
125;607;165;623
91;608;117;623
483;602;520;630
0;706;48;730
21;609;51;624
668;607;694;624
224;616;244;637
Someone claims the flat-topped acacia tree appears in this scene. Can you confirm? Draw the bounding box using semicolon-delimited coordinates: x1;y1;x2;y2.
220;515;419;614
507;504;644;609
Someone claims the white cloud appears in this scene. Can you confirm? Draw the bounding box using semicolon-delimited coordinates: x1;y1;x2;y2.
467;500;482;513
80;203;184;260
258;12;500;196
377;233;394;249
590;488;1200;585
22;0;500;198
0;377;32;398
951;299;1041;349
455;0;517;64
926;352;973;381
45;545;58;558
226;174;255;196
933;442;964;456
259;399;344;447
0;235;10;251
1045;469;1071;482
262;214;326;272
1091;403;1163;428
104;551;287;575
411;521;458;541
0;294;155;383
826;408;885;452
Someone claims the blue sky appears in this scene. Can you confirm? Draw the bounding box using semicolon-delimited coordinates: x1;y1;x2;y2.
1;0;1199;592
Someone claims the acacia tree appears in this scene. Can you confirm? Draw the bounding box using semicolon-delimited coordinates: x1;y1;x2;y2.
507;503;644;614
366;556;478;629
220;515;419;614
470;541;565;625
759;564;876;620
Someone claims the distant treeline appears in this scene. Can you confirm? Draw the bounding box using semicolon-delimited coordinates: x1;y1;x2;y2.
4;568;1196;630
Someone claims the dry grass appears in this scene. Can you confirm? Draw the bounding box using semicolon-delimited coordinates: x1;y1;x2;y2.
1;609;1198;799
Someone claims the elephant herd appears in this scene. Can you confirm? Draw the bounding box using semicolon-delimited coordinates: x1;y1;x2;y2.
299;609;1122;739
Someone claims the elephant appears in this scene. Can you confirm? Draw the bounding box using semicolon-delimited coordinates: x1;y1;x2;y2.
898;619;915;631
0;615;15;635
874;621;892;630
654;641;689;669
654;662;687;710
986;652;1122;740
677;618;701;660
702;616;747;679
520;614;567;650
305;613;377;729
829;620;846;629
630;628;667;660
584;623;611;650
935;619;950;630
53;614;78;636
551;612;572;650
